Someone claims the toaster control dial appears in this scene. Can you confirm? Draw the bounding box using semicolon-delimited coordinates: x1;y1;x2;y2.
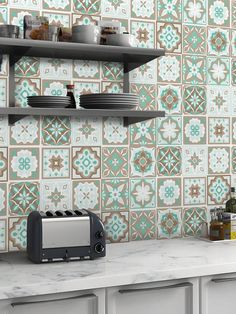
95;231;104;239
94;243;104;254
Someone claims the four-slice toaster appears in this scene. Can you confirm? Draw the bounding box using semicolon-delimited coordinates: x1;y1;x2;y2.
27;209;106;263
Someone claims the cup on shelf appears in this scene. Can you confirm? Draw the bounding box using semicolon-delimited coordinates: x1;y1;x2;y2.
72;25;101;45
106;33;137;47
48;25;60;42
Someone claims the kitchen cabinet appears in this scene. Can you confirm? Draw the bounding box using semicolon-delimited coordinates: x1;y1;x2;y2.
107;278;199;314
0;289;105;314
200;274;236;314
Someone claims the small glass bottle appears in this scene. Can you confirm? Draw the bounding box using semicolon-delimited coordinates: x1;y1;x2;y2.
226;187;236;213
66;84;76;108
209;208;224;241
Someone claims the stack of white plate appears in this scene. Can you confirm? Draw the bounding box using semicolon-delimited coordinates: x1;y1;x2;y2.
80;93;139;110
27;96;73;108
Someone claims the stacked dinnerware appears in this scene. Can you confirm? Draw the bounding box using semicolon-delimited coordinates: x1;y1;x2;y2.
27;96;73;108
0;25;19;38
80;93;139;109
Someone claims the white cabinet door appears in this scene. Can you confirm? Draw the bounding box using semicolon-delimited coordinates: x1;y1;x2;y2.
201;274;236;314
107;278;199;314
0;290;105;314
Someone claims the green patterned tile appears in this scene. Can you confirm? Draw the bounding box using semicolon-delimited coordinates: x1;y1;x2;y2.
157;0;182;22
102;212;129;243
207;57;230;86
0;219;6;251
73;0;101;15
130;178;156;209
130;84;157;110
157;84;182;114
0;184;6;216
102;147;128;178
183;25;206;54
102;179;129;211
208;27;230;56
157;22;182;53
130;120;156;146
131;20;155;48
207;175;230;205
208;117;230;144
131;0;155;20
15;57;40;77
8;217;27;251
183;116;206;144
130;210;157;241
157;208;182;239
102;62;123;81
130;146;156;177
157;146;182;176
156;116;182;145
183;86;206;115
183;0;206;24
232;147;236;174
73;180;100;211
43;0;71;11
157;55;182;83
183;207;207;236
183;55;206;85
208;0;230;27
157;178;181;207
42;116;71;146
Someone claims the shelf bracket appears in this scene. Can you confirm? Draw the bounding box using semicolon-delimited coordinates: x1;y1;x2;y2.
8;115;26;125
123;117;153;127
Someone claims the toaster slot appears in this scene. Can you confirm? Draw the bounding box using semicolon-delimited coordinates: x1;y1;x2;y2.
46;211;54;217
65;210;73;216
74;210;83;216
55;210;64;216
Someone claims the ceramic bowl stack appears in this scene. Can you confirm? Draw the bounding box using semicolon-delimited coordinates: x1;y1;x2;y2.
80;93;139;110
0;25;19;38
72;25;101;44
27;96;72;108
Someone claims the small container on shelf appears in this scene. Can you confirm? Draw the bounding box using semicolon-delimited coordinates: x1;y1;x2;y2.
66;84;76;108
209;208;224;241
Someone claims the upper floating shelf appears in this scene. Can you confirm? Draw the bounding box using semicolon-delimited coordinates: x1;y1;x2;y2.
0;38;165;72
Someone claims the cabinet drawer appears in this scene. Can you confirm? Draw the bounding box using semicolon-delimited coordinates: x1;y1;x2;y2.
107;278;199;314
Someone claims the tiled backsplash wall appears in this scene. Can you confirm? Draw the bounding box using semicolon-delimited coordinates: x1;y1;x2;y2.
0;0;236;252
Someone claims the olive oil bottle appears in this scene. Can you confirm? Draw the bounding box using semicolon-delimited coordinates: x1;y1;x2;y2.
226;187;236;213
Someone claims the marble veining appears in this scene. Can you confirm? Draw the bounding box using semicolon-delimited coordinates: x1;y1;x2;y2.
1;238;236;300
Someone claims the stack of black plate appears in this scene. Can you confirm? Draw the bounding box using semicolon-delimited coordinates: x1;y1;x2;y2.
27;96;73;108
80;93;139;110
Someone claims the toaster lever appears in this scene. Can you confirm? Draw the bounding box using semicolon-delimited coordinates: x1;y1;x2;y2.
64;250;70;263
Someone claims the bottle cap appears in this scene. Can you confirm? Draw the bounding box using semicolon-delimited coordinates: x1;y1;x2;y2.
66;84;74;89
231;187;235;192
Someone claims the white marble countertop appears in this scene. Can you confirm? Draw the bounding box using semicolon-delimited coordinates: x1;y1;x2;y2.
1;238;236;300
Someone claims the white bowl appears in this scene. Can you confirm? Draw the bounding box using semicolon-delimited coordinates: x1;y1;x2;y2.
72;25;101;44
106;34;136;47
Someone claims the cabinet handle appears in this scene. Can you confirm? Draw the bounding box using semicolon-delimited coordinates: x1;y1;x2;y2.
11;293;96;307
119;282;193;294
211;277;236;283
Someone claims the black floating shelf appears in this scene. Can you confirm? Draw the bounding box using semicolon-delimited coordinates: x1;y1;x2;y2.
0;107;165;126
0;38;165;72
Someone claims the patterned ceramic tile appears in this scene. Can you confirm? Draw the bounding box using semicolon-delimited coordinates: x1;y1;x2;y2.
72;13;100;26
72;146;101;179
183;0;207;24
42;80;68;96
73;60;100;79
0;78;6;108
131;20;155;48
131;0;155;19
73;180;100;211
231;147;236;174
42;148;70;179
9;0;40;9
40;59;72;80
157;146;182;176
130;84;157;110
43;0;71;11
183;25;206;54
184;177;206;205
157;22;182;53
130;60;157;84
157;0;182;22
157;55;181;83
233;0;236;28
0;8;8;24
10;9;39;37
130;210;156;241
207;175;230;205
182;55;206;85
208;117;230;144
207;57;230;85
157;208;182;239
102;62;123;81
0;116;8;146
102;147;128;178
15;57;40;77
73;0;101;15
42;116;71;146
0;219;6;251
232;59;236;86
0;55;8;77
0;148;7;182
183;86;206;115
157;84;182;114
15;78;40;107
101;0;129;18
102;179;128;211
42;12;70;27
156;116;182;145
208;0;230;27
183;117;206;144
157;178;181;207
208;147;230;174
130;120;156;146
102;81;123;94
0;184;6;216
231;30;236;56
130;146;155;177
102;212;129;243
103;117;127;145
182;146;208;176
40;180;71;211
71;117;102;146
233;118;236;144
183;207;207;236
130;178;156;209
208;27;230;56
207;86;230;115
10;116;40;145
8;217;27;251
9;182;39;216
9;148;39;180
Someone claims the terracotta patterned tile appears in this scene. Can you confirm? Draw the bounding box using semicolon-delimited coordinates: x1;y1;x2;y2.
130;210;157;241
157;208;182;239
102;212;129;243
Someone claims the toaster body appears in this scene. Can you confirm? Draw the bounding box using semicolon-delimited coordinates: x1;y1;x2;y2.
27;210;106;263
